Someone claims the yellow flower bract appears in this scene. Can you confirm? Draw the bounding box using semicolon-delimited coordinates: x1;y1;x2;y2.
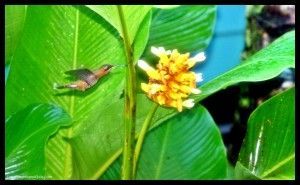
139;47;204;112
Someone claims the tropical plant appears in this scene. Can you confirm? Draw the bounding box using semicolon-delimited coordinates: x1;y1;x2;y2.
5;5;295;180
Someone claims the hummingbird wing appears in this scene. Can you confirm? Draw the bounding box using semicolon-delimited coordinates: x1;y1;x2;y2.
65;68;97;85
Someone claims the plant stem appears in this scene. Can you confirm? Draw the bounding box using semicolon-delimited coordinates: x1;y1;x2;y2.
133;103;159;178
117;5;137;180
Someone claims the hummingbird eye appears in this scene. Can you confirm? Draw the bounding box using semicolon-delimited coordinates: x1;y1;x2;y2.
103;64;113;71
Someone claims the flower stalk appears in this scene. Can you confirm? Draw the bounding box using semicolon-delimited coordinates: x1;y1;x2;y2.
133;103;159;178
117;5;136;180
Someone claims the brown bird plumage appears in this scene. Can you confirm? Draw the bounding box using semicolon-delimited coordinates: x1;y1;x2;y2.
54;64;113;91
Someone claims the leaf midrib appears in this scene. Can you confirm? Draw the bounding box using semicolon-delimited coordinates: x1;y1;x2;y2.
260;153;295;179
70;7;80;118
154;122;171;179
63;8;80;179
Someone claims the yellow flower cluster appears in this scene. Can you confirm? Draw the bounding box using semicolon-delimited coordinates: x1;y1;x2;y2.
138;47;205;112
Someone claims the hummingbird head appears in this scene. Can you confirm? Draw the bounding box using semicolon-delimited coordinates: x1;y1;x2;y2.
100;64;114;74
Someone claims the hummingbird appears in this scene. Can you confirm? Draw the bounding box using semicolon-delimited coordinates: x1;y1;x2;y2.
54;64;115;91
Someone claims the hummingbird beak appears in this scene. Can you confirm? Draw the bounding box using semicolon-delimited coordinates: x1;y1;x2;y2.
108;64;126;73
111;64;126;70
112;64;126;68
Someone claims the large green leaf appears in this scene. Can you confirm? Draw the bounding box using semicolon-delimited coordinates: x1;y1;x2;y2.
194;30;295;102
6;5;124;117
142;5;216;62
5;104;71;180
5;5;151;179
5;5;27;64
235;87;295;180
136;105;228;179
86;5;152;45
5;5;125;179
102;105;227;179
85;5;152;62
132;11;152;62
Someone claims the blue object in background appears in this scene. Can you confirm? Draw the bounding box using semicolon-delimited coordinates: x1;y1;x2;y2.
195;5;246;85
5;64;10;85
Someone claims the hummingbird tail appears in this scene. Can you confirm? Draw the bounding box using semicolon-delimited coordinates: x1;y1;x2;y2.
53;83;78;90
53;83;67;90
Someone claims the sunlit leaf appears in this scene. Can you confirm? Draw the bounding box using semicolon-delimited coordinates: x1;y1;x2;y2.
235;88;295;180
86;5;152;45
194;30;295;102
5;5;151;179
5;6;125;179
102;105;227;179
132;11;152;62
142;5;216;62
5;5;27;64
5;104;71;180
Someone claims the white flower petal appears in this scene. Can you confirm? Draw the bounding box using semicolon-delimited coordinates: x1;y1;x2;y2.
191;88;201;94
195;73;203;82
182;99;195;108
281;81;294;89
151;46;171;56
163;48;171;55
192;52;206;62
137;60;154;71
151;46;160;56
158;47;164;52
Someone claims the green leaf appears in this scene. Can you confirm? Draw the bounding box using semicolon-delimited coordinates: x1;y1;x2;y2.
193;30;295;102
225;162;236;180
5;5;27;64
132;11;152;62
5;104;71;180
6;5;124;117
86;5;152;45
102;105;227;179
235;87;295;180
142;5;216;62
5;6;126;180
235;162;260;180
5;5;152;179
